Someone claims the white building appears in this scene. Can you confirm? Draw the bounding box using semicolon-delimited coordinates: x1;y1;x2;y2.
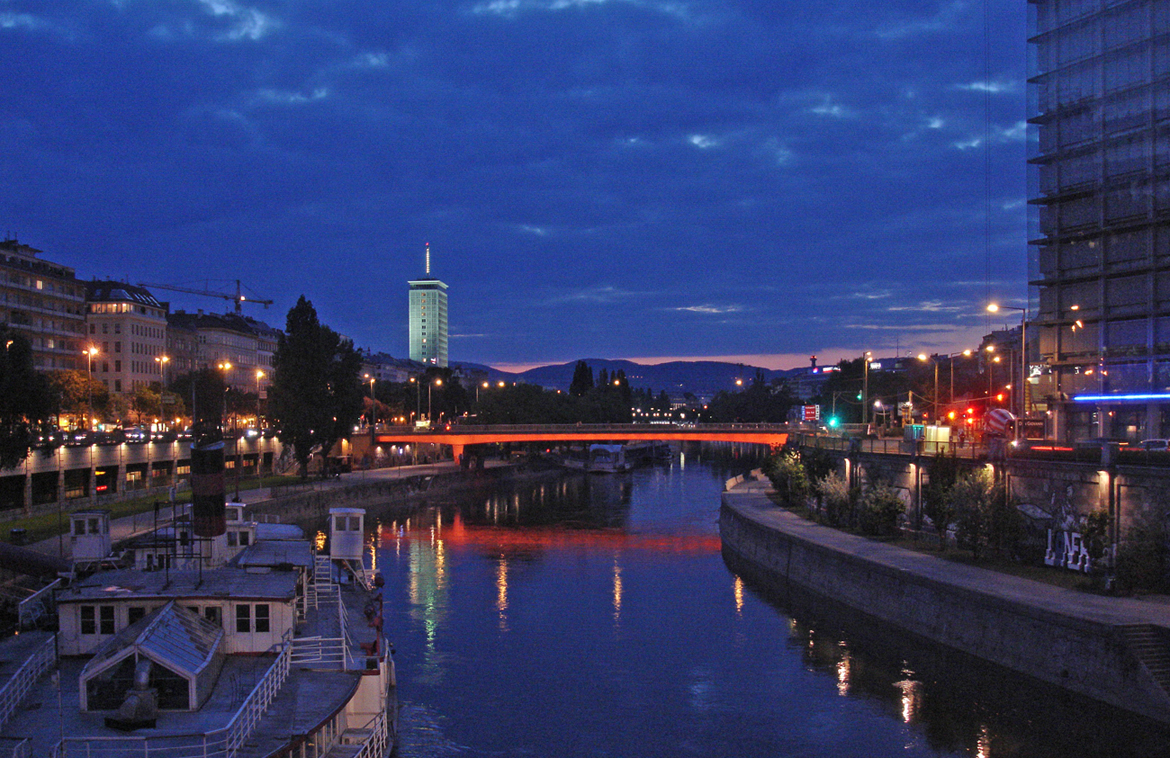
408;244;448;367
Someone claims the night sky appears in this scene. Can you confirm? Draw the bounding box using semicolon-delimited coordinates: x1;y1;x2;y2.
0;0;1029;372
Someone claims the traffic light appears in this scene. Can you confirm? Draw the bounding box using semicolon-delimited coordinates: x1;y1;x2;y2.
828;416;839;428
856;392;863;400
947;410;956;420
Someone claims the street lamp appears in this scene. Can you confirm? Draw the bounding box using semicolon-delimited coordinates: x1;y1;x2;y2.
410;376;421;422
84;345;99;431
428;378;442;423
917;354;939;423
217;362;232;433
987;303;1028;430
948;350;973;411
256;370;265;429
862;351;872;427
363;374;376;430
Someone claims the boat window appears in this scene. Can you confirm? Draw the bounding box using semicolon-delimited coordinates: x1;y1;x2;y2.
255;604;270;633
81;605;95;635
236;604;251;633
99;605;115;635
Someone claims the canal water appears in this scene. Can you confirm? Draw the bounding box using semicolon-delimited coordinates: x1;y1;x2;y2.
369;451;1168;757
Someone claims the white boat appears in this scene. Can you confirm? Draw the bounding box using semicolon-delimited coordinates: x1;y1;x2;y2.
0;502;397;758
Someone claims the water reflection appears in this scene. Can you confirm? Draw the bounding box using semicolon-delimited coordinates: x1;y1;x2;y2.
364;457;1168;758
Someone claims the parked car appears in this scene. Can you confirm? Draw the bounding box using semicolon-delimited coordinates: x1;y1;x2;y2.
123;427;149;443
1140;438;1170;451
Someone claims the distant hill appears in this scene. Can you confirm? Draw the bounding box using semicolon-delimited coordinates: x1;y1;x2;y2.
481;358;807;398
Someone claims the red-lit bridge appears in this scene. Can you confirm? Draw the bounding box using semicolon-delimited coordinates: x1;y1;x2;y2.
372;423;789;461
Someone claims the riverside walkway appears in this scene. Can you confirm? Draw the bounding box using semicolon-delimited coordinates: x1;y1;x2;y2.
721;478;1170;723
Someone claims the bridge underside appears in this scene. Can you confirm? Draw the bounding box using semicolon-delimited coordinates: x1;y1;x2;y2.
372;431;788;462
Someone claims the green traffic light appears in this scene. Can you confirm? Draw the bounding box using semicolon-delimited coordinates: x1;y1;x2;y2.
828;417;839;428
856;392;862;400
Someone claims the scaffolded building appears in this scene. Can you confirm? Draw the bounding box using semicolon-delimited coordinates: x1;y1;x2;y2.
1030;0;1170;441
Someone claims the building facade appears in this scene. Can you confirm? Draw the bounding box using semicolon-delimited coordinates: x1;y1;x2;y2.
167;311;279;394
1029;0;1170;441
408;245;448;367
85;281;169;395
0;238;87;371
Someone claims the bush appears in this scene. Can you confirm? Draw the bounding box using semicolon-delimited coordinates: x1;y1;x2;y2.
948;468;1022;560
857;481;906;536
1116;505;1170;593
766;450;810;508
922;453;960;547
817;471;855;528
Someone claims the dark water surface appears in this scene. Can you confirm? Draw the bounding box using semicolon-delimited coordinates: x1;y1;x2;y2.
369;453;1169;757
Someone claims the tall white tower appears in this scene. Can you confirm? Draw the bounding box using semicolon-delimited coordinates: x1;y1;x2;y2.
408;243;448;367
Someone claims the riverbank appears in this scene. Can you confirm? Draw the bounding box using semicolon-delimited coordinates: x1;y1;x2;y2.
720;477;1170;724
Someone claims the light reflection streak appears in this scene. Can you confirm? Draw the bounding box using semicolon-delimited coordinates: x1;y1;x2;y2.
976;724;991;758
612;556;623;623
733;576;744;615
895;667;920;724
836;649;851;696
496;556;509;631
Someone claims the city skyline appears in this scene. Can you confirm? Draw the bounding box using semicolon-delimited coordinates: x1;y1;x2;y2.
0;1;1029;371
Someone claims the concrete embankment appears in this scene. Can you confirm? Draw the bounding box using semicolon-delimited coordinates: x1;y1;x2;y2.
720;480;1170;724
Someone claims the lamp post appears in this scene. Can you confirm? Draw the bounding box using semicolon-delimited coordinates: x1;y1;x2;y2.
917;354;939;423
216;362;232;433
477;381;488;403
988;303;1028;435
255;370;265;429
862;351;872;427
428;378;442;423
84;346;99;431
948;350;973;410
410;377;420;423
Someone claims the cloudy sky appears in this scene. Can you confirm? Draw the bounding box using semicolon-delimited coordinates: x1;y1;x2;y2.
0;0;1029;371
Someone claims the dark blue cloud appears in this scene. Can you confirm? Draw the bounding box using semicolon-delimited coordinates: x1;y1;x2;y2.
0;0;1028;367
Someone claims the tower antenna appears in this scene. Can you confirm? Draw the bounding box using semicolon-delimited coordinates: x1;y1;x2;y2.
425;242;431;276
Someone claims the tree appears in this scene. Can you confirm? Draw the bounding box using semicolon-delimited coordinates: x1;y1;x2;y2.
0;329;53;468
45;369;109;428
269;296;363;477
923;452;961;548
947;468;1020;560
569;361;594;397
130;385;162;426
766;449;810;508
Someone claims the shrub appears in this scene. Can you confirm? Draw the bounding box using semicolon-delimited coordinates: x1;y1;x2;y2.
948;468;1022;560
857;481;906;536
1116;505;1170;594
922;452;961;548
766;449;810;509
817;471;854;528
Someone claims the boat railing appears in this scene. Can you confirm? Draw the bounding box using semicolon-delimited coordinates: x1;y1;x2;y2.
0;635;55;731
50;641;293;758
17;579;61;629
348;709;390;758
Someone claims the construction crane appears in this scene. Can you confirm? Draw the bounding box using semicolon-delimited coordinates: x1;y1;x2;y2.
138;280;273;314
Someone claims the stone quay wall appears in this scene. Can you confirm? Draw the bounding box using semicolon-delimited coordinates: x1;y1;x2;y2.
720;487;1170;724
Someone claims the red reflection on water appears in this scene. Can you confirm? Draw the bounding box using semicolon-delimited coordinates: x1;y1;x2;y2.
380;511;720;554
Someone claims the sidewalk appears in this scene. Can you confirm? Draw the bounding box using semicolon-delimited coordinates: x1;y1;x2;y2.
26;458;507;561
725;478;1170;628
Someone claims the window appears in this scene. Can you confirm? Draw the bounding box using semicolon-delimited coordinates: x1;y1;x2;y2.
115;360;121;373
100;605;115;635
102;323;108;334
128;606;146;625
114;323;120;334
114;342;120;353
255;604;270;633
227;532;237;547
89;324;95;334
73;520;85;536
204;607;222;626
238;530;250;546
236;604;251;633
81;605;95;635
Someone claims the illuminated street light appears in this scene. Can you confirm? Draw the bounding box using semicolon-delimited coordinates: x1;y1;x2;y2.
988;302;1028;433
84;345;99;431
